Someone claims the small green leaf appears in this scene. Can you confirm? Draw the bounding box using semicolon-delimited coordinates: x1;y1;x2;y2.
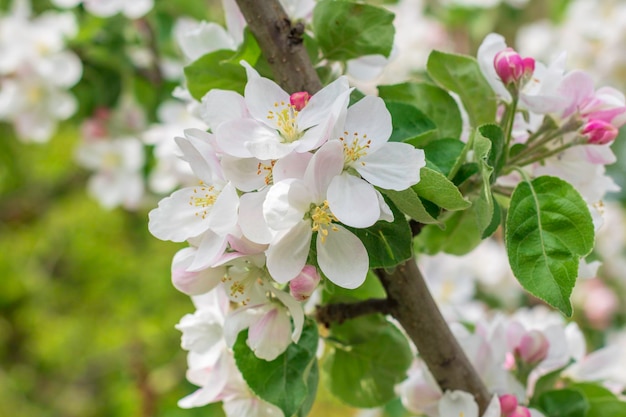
312;0;394;61
505;176;595;316
472;128;495;235
426;50;497;127
184;50;247;100
481;197;501;239
324;315;412;408
586;399;626;417
416;206;483;255
570;382;617;401
233;320;319;417
413;167;471;211
382;188;439;224
378;82;463;141
384;101;436;144
531;362;571;400
536;389;589;417
347;198;413;268
479;124;505;180
424;138;466;176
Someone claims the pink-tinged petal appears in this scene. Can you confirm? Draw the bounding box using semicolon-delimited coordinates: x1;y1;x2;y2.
582;144;616;165
207;182;239;235
327;173;380;228
303;140;344;201
317;225;368;289
216;118;264;158
148;187;209;241
267;221;312;284
240;190;274;244
344;96;392;151
200;89;248;130
438;390;480;417
558;70;595;118
188;230;229;271
477;33;511;100
172;247;225;295
223;394;285;417
359;143;425;190
272;151;312;182
178;353;230;408
270;285;305;342
248;306;292;360
221;155;268;192
223;305;262;347
245;76;290;127
288;265;321;302
264;179;309;231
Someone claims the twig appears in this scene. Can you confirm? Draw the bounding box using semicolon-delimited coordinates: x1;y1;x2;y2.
315;299;392;327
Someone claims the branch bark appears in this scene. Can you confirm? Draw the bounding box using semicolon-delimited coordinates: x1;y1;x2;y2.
234;0;322;94
315;298;392;327
234;0;491;413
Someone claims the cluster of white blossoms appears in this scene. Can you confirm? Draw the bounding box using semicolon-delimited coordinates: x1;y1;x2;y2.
147;62;425;412
0;0;82;142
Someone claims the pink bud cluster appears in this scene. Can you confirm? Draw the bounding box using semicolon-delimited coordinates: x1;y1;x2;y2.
499;395;531;417
493;48;535;87
582;119;619;145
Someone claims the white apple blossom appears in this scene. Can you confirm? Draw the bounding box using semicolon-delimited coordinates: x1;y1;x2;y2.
262;143;369;289
148;130;240;271
326;95;425;227
215;64;351;160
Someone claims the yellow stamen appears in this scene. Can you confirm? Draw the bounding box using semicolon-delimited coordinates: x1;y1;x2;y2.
310;200;339;244
188;182;217;219
339;131;371;167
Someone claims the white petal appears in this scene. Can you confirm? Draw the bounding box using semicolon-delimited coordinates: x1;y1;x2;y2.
438;390;479;417
266;221;312;284
172;247;225;295
272;151;312;182
263;179;309;231
247;306;292;360
188;230;229;271
178;353;229;408
245;77;290;126
207;182;239;236
327;173;380;228
200;89;248;130
223;305;260;347
240;190;275;244
221;155;267;192
317;225;368;289
359;143;425;190
303;140;344;201
148;187;209;242
216;118;271;158
270;287;305;343
344;96;392;151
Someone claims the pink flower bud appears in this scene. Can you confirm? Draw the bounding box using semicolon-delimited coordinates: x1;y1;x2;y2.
289;91;311;111
499;394;518;415
289;265;321;301
494;48;525;85
509;406;532;417
515;330;549;364
582;119;619;145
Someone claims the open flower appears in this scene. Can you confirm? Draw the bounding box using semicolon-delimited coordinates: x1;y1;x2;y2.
261;145;369;289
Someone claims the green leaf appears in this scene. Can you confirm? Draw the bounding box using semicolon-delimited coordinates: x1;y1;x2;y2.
322;271;386;303
531;362;571;400
184;30;261;100
378;82;463;141
384;101;436;144
324;315;413;408
426;50;497;127
536;389;589;417
416;206;483;255
505;176;595;316
382;188;440;224
481;197;501;239
479;124;505;180
586;399;626;417
184;50;248;100
347;198;413;268
471;128;495;235
312;0;394;61
233;320;319;417
424;138;466;177
570;382;617;401
413;167;471;211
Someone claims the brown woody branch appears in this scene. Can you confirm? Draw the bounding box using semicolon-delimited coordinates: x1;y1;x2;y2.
315;298;392;327
234;0;491;414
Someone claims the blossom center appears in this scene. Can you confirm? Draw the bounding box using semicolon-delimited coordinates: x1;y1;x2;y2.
267;101;303;143
339;131;371;167
189;182;217;219
256;160;276;185
308;200;339;244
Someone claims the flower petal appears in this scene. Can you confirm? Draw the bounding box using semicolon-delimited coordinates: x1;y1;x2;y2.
327;173;380;228
266;221;312;284
317;225;368;289
359;143;425;190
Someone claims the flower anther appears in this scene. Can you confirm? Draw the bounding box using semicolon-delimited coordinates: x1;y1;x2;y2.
308;200;339;243
189;182;218;219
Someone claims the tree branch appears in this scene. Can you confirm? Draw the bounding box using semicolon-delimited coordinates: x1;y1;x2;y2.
235;0;491;413
315;298;392;327
234;0;322;94
375;262;492;413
